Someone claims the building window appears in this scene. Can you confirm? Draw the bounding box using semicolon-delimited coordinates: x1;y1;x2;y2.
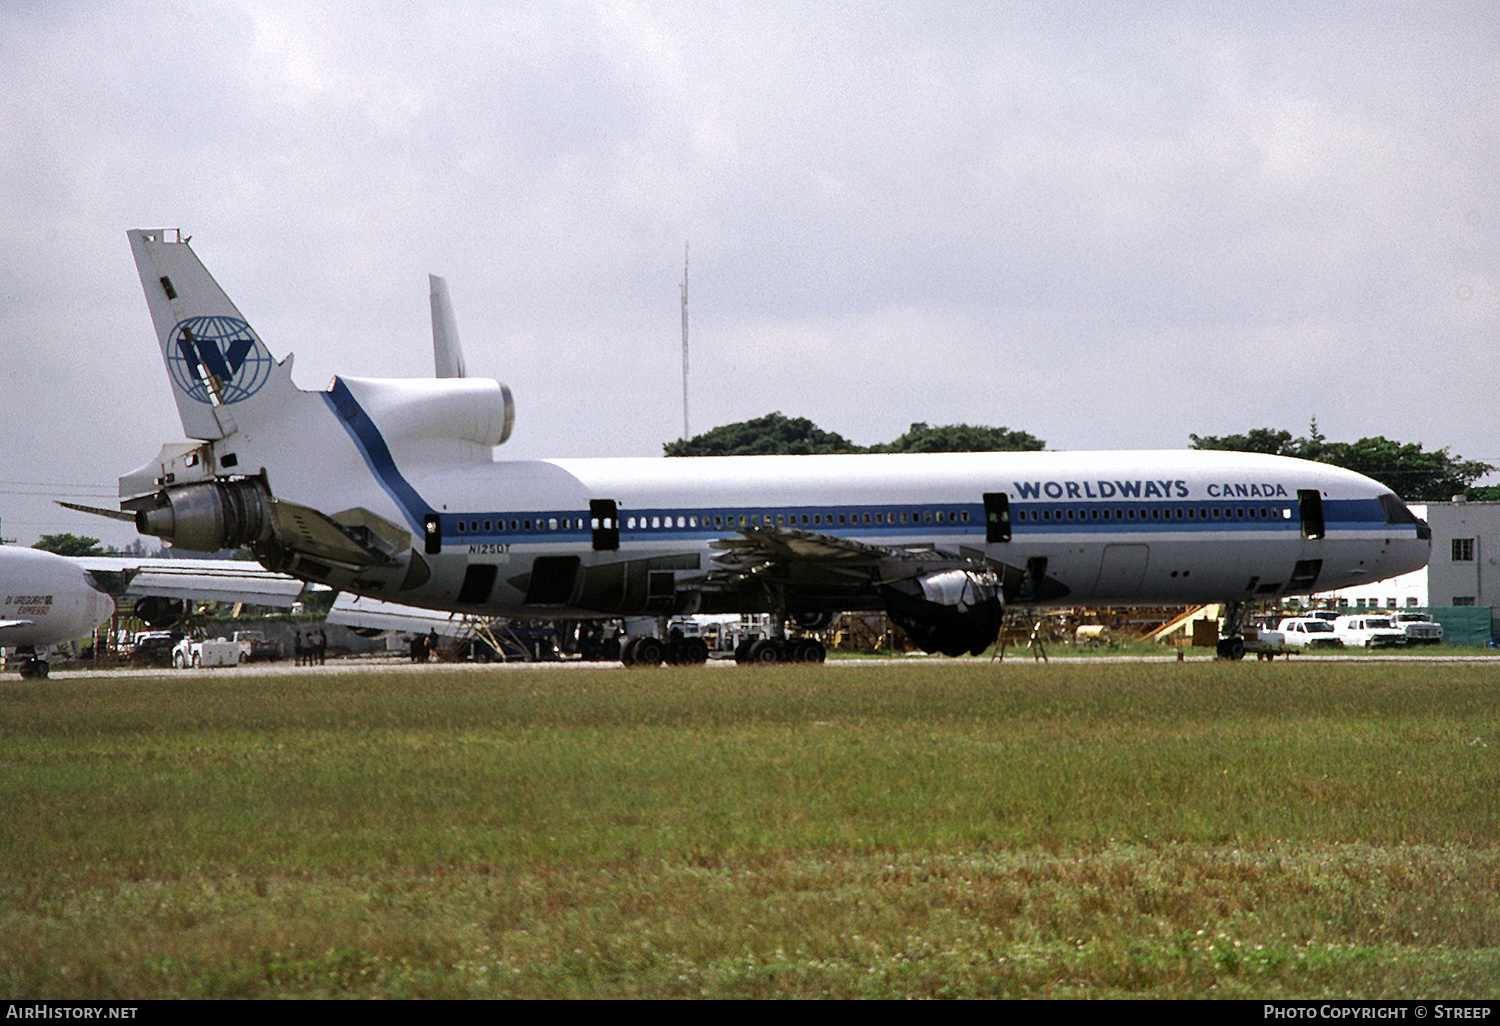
1453;596;1476;607
1452;538;1475;562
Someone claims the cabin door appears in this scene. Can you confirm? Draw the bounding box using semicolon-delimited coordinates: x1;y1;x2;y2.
1093;544;1149;598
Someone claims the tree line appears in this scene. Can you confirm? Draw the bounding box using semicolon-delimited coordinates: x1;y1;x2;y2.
1188;422;1497;502
663;413;1045;457
25;418;1495;555
667;414;1497;502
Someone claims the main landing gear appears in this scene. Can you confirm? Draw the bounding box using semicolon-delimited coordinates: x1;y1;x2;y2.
618;615;829;666
1215;601;1248;661
13;647;50;679
732;636;827;665
620;632;710;667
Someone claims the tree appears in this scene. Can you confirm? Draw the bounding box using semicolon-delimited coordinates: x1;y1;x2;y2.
1188;419;1331;460
871;422;1045;453
33;533;105;557
1189;423;1495;501
1188;427;1299;457
667;414;1045;457
665;412;858;456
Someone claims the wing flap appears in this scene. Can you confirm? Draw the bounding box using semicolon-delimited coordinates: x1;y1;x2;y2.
702;525;995;603
327;592;469;637
77;557;303;607
710;526;889;568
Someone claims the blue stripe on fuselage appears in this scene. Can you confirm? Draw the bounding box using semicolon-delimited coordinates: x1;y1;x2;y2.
322;379;434;534
437;496;1398;548
307;397;1400;552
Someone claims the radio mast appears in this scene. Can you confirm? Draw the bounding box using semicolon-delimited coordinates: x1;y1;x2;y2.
680;242;690;440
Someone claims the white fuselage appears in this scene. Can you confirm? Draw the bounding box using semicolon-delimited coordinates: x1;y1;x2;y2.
0;547;117;650
120;229;1432;629
327;443;1430;618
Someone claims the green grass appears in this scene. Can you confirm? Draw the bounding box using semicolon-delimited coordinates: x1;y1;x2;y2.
2;660;1498;997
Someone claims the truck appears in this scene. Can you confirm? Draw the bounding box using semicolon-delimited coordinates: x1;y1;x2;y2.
1332;614;1409;650
1276;617;1346;650
1388;611;1443;646
129;630;180;667
172;636;241;668
232;630;284;662
1243;625;1289;660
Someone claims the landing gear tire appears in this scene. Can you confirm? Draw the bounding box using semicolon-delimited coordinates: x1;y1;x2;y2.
669;637;709;665
793;639;827;663
746;639;781;664
1216;636;1246;661
623;636;665;667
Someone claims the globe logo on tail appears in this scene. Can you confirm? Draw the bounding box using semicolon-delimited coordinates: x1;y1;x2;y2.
167;316;274;405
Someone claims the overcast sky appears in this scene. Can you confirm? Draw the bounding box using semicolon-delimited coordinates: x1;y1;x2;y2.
2;1;1496;549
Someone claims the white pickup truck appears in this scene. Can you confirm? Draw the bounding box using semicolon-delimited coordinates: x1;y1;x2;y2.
1243;625;1289;660
1332;615;1409;650
1276;617;1346;650
172;636;241;668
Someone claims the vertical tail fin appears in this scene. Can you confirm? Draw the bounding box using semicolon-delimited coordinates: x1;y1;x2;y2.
428;274;512;442
128;229;297;441
429;274;468;379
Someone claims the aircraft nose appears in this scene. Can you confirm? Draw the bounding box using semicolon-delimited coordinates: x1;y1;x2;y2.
1395;535;1432;578
93;590;117;630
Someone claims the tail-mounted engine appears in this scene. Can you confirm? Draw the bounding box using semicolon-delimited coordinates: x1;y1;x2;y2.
130;471;426;594
134;478;275;552
880;568;1003;657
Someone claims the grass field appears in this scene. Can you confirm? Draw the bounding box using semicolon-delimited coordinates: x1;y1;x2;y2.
2;658;1498;998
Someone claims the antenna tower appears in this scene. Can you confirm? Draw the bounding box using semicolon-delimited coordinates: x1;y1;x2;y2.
680;242;690;440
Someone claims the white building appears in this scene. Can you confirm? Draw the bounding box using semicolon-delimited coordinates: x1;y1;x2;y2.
1307;501;1499;643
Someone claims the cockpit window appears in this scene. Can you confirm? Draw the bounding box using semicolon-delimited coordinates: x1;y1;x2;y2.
1379;494;1415;524
1379;494;1432;540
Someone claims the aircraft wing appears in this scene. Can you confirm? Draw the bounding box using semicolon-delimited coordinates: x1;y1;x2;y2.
709;525;989;581
710;525;891;568
326;592;471;638
699;525;1010;656
0;619;45;647
74;556;304;607
701;524;1004;605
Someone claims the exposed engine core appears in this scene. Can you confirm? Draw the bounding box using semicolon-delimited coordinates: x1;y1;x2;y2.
135;479;275;553
880;568;1003;657
133;596;185;628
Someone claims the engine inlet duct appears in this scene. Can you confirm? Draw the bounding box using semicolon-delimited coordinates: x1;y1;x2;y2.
136;479;275;553
880;568;1003;657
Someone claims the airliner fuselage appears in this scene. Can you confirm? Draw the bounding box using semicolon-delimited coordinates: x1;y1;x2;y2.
389;448;1429;616
118;229;1432;663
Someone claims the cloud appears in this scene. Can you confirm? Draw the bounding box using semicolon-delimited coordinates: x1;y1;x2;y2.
0;0;1496;546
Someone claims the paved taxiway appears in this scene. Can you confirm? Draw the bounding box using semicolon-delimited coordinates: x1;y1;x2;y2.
25;650;1500;681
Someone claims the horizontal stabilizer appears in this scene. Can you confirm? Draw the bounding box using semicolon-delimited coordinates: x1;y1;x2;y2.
56;501;136;523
